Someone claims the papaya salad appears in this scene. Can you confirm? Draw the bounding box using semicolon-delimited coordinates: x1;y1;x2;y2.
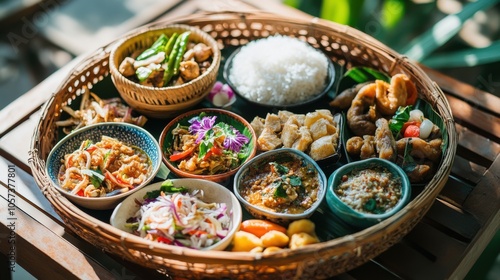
168;114;250;175
125;180;232;249
58;136;152;197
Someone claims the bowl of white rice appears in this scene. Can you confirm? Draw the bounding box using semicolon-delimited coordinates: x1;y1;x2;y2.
223;35;335;108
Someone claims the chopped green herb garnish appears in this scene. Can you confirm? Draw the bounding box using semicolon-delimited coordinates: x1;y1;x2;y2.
270;162;289;175
272;180;288;198
289;175;302;187
81;169;104;187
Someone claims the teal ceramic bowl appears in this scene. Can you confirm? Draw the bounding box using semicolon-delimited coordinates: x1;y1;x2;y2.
234;148;327;225
326;158;411;229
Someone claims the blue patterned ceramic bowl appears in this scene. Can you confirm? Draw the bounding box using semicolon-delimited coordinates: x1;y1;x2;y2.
46;123;162;210
326;158;411;229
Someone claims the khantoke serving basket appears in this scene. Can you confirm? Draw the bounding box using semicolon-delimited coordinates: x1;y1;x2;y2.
30;11;457;279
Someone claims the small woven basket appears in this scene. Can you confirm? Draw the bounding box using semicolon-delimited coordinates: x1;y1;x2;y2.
30;11;457;279
109;23;221;118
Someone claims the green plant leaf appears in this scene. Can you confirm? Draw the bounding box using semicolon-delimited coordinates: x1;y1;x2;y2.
320;0;349;25
320;0;364;26
422;41;500;68
381;0;405;29
401;0;500;61
336;66;390;94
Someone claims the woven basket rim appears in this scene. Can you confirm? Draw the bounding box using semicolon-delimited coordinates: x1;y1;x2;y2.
29;10;458;277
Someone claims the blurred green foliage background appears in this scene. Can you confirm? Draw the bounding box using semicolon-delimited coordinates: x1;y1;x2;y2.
284;0;500;96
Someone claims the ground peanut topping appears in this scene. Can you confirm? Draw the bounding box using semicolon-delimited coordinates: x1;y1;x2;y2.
334;166;402;214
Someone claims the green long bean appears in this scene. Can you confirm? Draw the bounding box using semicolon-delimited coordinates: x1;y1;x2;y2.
163;33;178;62
136;34;168;61
162;31;191;86
173;31;191;76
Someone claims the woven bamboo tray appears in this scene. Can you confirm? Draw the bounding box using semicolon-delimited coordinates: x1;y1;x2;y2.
29;11;457;279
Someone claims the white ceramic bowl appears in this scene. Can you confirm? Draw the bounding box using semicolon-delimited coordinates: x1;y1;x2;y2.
45;122;162;210
110;179;242;251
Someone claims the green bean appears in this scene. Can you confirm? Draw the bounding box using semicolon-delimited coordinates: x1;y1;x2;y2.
162;34;181;85
163;33;178;61
136;33;168;61
162;31;190;86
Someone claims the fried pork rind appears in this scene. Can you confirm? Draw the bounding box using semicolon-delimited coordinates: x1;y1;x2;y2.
253;109;339;160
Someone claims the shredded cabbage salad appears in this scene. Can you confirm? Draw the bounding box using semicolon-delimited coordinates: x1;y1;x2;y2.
126;180;232;249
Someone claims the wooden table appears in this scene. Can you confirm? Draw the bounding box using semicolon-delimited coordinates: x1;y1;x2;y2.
1;1;499;279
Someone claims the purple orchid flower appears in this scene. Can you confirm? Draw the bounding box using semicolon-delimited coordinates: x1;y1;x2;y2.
188;116;216;143
222;126;249;152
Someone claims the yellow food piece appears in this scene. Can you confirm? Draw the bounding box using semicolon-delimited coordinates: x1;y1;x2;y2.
260;230;290;248
231;231;263;252
250;246;264;253
287;219;316;237
289;232;320;249
263;246;283;255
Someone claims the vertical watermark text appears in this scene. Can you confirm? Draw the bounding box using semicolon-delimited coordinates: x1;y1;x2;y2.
6;164;17;272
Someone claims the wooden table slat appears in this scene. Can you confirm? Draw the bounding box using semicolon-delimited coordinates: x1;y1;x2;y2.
438;175;474;207
450;156;500;278
404;222;467;263
456;123;500;162
424;198;481;242
422;65;500;115
447;94;500;142
0;195;112;279
375;242;444;280
345;260;402;280
451;155;488;185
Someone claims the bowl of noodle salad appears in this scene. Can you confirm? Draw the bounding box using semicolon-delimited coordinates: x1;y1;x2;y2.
46;122;162;210
110;179;242;250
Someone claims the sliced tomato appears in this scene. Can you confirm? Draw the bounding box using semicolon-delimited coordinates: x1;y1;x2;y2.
76;189;84;197
402;121;421;133
157;236;173;245
169;146;195;161
85;145;97;153
404;125;420;138
203;146;222;160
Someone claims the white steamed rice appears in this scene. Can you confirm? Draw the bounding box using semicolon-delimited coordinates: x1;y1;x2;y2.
228;35;329;106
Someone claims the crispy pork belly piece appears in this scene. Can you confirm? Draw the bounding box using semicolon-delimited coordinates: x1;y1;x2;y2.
264;113;282;133
281;117;301;148
292;126;312;152
309;118;337;141
258;127;283;151
304;110;334;128
310;135;335;160
251;116;265;138
278;110;294;125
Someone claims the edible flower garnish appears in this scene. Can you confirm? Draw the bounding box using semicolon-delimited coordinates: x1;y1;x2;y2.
189;115;216;144
218;122;249;152
188;116;249;157
208;81;236;107
169;114;251;175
